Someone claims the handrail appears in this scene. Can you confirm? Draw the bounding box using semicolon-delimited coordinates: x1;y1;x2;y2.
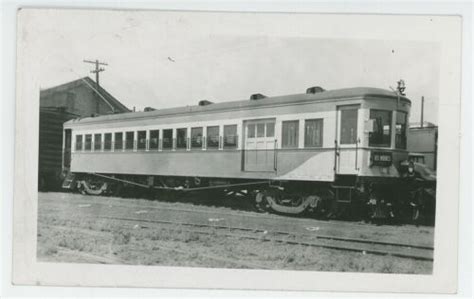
355;138;360;171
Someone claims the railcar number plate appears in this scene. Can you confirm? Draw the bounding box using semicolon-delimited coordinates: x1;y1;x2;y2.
371;151;393;166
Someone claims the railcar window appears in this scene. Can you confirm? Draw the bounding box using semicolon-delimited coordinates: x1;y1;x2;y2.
247;124;256;138
282;120;299;148
137;130;146;150
395;111;407;149
162;129;173;150
114;132;123;150
125;131;134;150
224;125;237;148
207;126;219;149
369;110;392;147
149;130;159;150
257;123;265;137
75;135;83;151
266;123;275;137
305;119;323;148
94;134;102;151
84;134;92;151
340;109;358;144
104;133;112;151
191;127;203;149
176;128;187;149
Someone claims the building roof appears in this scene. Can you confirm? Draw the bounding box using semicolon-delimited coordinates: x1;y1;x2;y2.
409;121;438;129
66;86;411;125
41;77;130;113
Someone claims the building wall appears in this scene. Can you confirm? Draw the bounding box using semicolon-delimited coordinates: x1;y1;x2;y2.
39;80;127;190
407;127;437;169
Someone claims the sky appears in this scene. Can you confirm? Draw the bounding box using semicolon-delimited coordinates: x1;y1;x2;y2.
31;9;441;124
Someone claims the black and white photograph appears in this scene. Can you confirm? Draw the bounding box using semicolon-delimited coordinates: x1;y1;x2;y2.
8;6;466;294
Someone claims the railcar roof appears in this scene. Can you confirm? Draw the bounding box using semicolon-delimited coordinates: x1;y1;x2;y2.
65;87;410;125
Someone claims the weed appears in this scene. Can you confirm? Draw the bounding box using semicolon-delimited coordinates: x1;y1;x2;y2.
113;231;131;245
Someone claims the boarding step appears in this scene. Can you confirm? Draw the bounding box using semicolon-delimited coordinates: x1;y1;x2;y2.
61;173;76;189
332;175;357;188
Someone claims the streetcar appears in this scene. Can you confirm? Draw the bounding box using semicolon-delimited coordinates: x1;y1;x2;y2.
61;86;417;220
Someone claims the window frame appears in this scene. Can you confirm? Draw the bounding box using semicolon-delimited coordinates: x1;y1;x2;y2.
206;126;220;149
369;109;392;148
84;134;92;151
125;131;134;150
339;107;359;145
149;130;159;150
266;122;275;138
103;133;112;151
162;129;173;150
191;127;204;149
94;133;102;151
395;111;408;149
223;124;238;149
114;132;123;151
176;128;188;150
304;118;324;148
137;130;147;150
75;135;83;151
281;120;299;149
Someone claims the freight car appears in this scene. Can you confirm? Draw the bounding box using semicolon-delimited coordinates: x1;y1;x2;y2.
62;86;418;220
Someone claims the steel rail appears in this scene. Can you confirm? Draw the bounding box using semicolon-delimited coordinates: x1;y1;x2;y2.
98;215;433;261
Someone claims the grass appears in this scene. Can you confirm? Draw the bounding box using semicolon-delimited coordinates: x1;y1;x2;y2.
36;194;433;274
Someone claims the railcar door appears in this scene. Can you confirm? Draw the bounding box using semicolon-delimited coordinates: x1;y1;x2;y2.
63;129;72;170
336;105;360;175
243;119;276;172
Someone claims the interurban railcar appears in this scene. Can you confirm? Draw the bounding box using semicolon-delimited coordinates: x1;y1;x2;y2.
62;86;412;218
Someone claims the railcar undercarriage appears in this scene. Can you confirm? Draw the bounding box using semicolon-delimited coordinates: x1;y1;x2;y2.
63;172;435;225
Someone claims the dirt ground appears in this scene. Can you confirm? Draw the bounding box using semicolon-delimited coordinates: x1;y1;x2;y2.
37;192;433;274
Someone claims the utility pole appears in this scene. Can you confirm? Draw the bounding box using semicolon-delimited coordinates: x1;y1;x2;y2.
421;96;425;128
83;59;108;86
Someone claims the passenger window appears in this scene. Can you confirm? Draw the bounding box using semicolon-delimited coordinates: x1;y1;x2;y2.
395;111;407;149
305;119;323;148
257;123;265;137
125;131;134;150
207;126;219;149
224;125;237;148
369;110;392;147
340;108;358;144
137;130;146;150
104;133;112;151
247;124;255;138
94;134;102;151
191;127;203;149
282;121;299;148
149;130;159;150
114;132;123;150
266;123;275;137
162;129;173;150
75;135;83;151
176;128;187;149
84;134;92;151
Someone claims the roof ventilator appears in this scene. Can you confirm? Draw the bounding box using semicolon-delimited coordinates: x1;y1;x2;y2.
249;93;267;100
198;100;214;106
306;86;326;94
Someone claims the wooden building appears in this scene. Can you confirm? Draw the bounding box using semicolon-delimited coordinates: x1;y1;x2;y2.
407;122;438;170
39;77;130;190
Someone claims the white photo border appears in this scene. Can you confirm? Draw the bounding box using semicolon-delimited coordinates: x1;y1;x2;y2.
3;2;470;296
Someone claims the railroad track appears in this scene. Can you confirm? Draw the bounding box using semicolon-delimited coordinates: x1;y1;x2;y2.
98;215;434;261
